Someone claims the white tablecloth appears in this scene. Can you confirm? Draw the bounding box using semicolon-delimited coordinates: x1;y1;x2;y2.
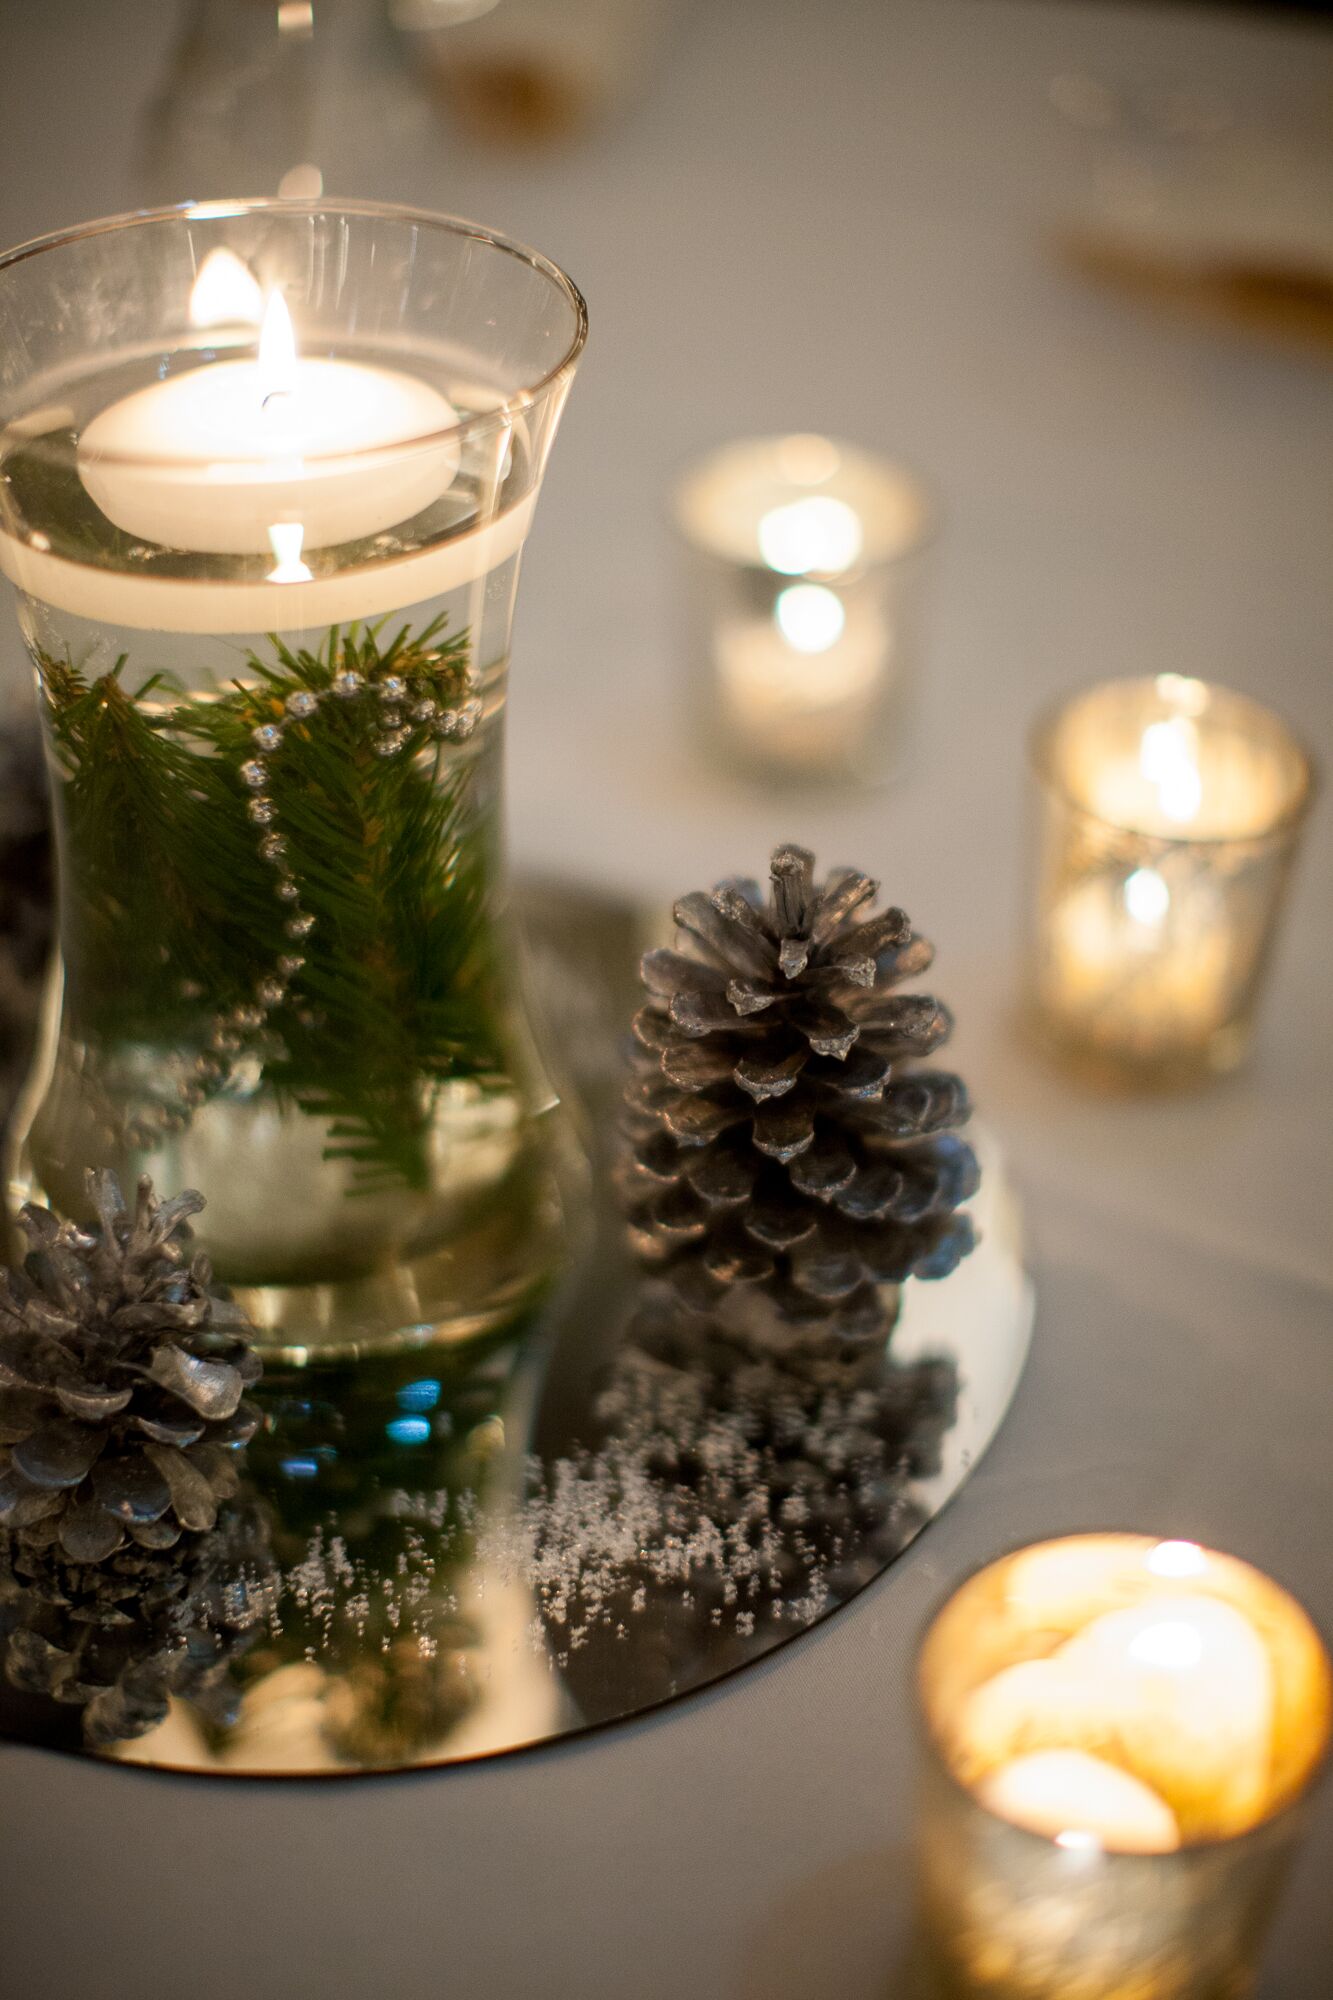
2;4;1330;1995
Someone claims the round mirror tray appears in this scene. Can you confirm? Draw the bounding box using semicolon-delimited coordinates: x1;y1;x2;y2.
0;879;1033;1776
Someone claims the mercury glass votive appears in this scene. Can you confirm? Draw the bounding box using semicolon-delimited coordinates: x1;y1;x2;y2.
671;433;934;787
912;1534;1332;2000
1026;675;1315;1086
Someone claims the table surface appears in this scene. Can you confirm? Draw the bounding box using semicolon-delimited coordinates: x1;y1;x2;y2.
1;4;1331;1996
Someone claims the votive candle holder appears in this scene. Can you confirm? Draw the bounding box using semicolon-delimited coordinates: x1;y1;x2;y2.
671;433;934;787
1025;674;1315;1086
912;1533;1332;2000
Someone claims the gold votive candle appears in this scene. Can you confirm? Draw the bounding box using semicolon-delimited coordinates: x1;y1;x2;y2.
913;1534;1332;2000
1026;676;1315;1085
671;433;934;786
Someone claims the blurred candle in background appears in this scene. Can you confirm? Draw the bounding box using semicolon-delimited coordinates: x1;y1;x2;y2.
672;434;934;787
1026;675;1314;1086
913;1535;1332;2000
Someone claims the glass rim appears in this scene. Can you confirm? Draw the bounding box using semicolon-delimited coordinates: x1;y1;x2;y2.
913;1530;1333;1857
0;197;589;473
1028;674;1319;848
669;431;940;570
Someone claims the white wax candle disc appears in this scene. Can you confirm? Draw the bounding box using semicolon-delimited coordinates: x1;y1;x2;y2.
78;359;461;556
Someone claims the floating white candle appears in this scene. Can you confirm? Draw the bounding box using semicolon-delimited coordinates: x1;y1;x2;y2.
78;289;461;556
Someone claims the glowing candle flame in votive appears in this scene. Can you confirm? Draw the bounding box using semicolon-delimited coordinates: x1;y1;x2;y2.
1140;716;1203;823
1128;1620;1206;1671
258;292;299;409
774;582;846;654
758;495;864;575
1123;866;1170;929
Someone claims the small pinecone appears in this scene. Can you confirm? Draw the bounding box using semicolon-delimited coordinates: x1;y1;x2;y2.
621;845;979;1354
0;1171;261;1565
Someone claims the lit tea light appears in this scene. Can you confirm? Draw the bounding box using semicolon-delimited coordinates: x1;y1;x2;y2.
1028;676;1314;1083
672;434;933;785
78;275;461;556
915;1535;1333;1999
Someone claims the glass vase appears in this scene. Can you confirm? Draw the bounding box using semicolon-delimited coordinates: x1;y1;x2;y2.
0;199;587;1359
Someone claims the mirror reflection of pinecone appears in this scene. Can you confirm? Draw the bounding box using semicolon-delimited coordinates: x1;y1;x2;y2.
1;1498;273;1745
621;845;979;1357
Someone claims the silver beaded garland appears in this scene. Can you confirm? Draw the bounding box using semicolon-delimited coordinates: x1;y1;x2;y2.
125;641;477;1157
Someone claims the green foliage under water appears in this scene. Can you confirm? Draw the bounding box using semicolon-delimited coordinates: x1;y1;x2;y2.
40;617;504;1194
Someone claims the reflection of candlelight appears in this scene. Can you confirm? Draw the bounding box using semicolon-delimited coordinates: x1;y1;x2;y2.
1028;677;1314;1084
915;1535;1333;2000
715;585;890;774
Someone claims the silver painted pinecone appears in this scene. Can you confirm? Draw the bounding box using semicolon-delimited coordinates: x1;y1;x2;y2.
0;1172;261;1564
621;845;979;1353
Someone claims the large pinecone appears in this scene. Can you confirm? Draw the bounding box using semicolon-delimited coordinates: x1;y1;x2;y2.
621;845;979;1353
0;1172;261;1564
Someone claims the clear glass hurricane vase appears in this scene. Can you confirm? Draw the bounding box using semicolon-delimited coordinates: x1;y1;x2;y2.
0;200;587;1359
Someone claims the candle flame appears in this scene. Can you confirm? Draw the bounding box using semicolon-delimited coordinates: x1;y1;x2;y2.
1140;716;1203;824
188;249;264;330
1128;1620;1206;1671
258;291;299;406
759;495;863;575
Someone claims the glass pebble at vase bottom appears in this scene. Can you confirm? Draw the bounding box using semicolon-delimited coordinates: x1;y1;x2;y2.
0;200;588;1360
912;1535;1332;2000
1026;676;1314;1088
672;434;934;788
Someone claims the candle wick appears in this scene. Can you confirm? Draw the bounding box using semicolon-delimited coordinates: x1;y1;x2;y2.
261;390;293;414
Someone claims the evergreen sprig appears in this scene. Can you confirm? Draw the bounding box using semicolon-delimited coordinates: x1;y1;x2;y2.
40;618;502;1193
